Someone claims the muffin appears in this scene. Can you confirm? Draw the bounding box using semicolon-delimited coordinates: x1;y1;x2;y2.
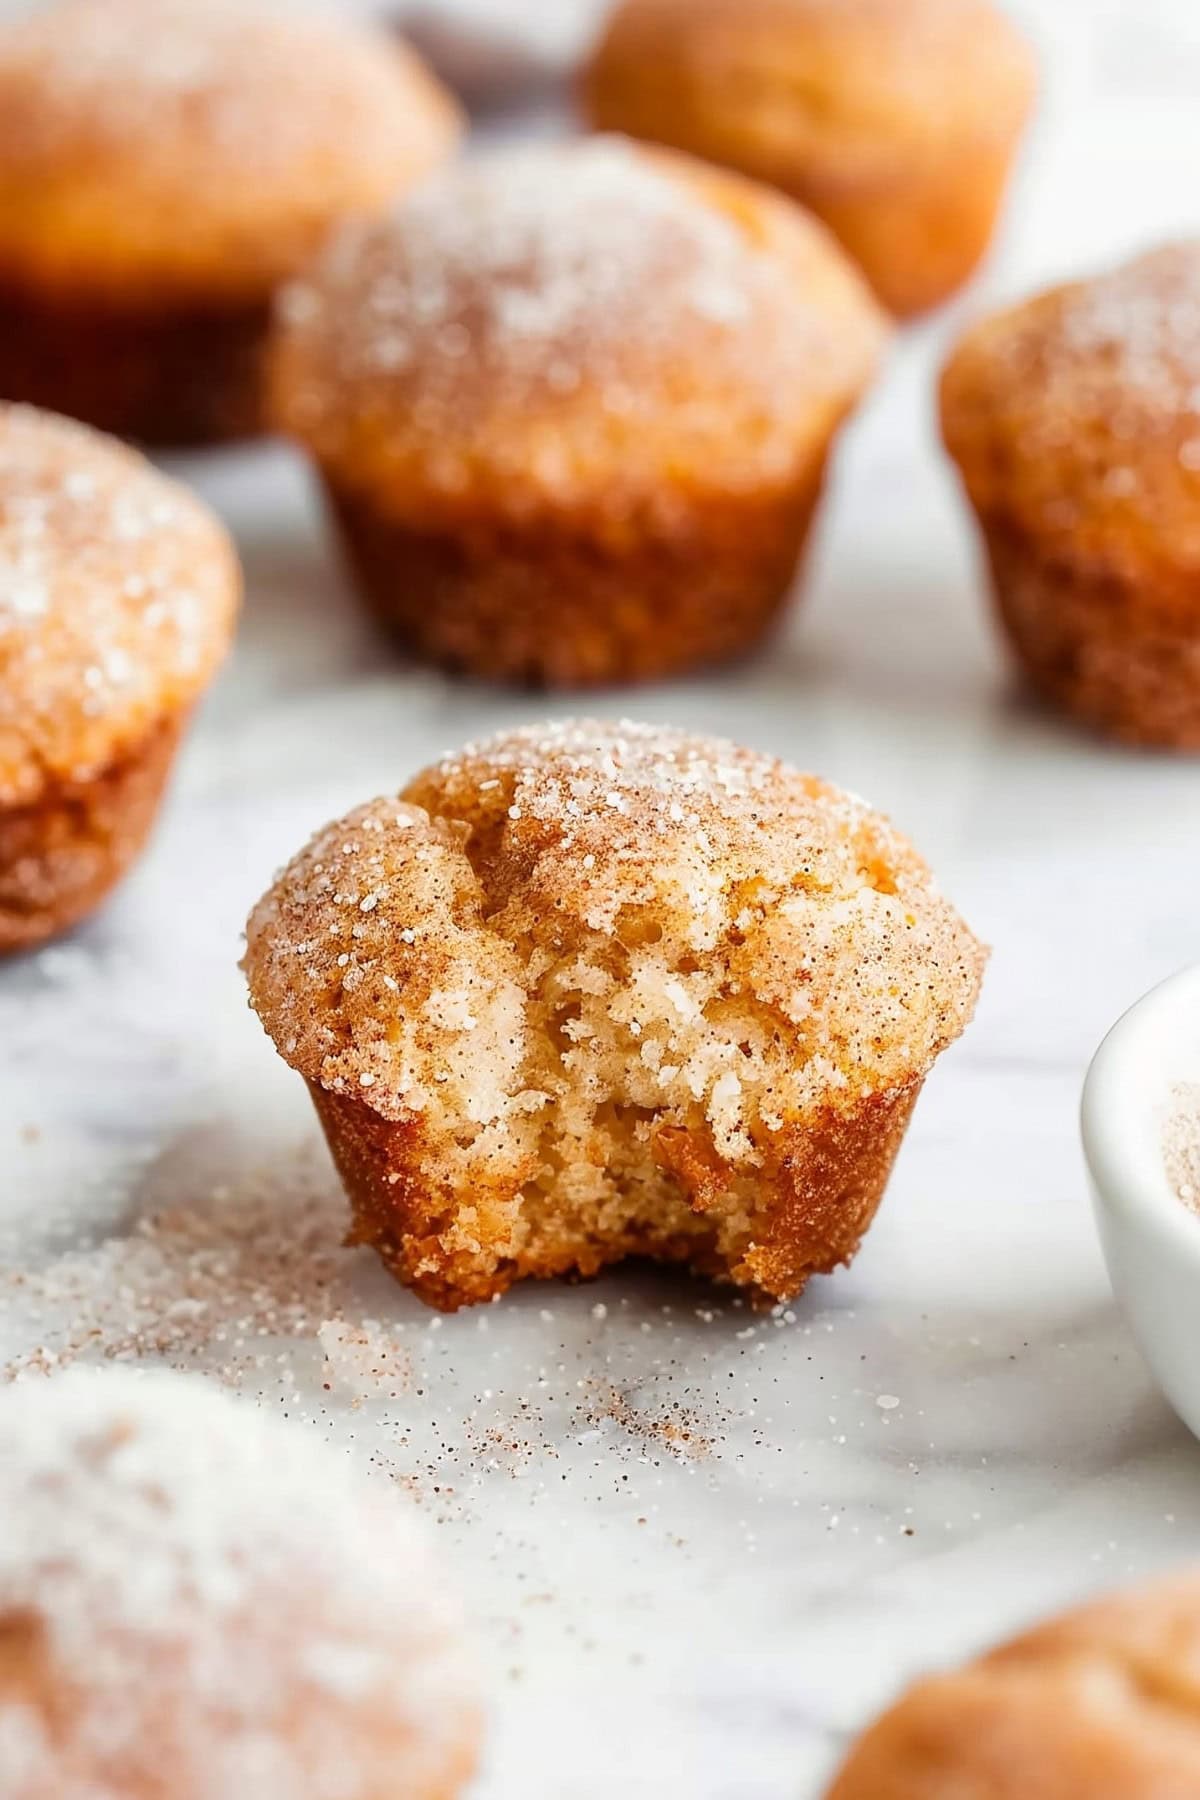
0;0;460;446
942;244;1200;749
0;1369;481;1800
270;137;886;687
582;0;1037;317
244;720;984;1312
0;404;239;953
826;1571;1200;1798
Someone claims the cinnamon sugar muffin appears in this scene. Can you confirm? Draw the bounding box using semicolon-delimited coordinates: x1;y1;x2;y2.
270;137;886;687
243;720;984;1311
0;0;460;445
826;1571;1200;1799
0;1369;481;1800
942;244;1200;748
581;0;1036;317
0;404;239;952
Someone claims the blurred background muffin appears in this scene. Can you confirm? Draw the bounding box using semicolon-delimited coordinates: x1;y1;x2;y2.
826;1570;1200;1797
942;243;1200;749
0;1368;481;1799
270;137;885;687
0;404;239;952
0;0;461;445
581;0;1036;316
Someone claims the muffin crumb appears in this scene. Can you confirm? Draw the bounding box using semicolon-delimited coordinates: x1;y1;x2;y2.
245;719;985;1309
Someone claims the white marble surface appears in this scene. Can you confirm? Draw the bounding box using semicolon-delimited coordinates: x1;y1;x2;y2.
5;6;1200;1798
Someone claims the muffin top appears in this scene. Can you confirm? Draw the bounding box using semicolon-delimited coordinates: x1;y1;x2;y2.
942;244;1200;592
826;1573;1200;1798
0;0;461;304
0;405;239;807
0;1369;478;1800
244;720;983;1166
270;138;886;530
584;0;1036;180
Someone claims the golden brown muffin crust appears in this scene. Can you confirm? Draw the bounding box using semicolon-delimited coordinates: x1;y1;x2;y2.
583;0;1036;190
826;1573;1200;1799
0;714;183;954
245;721;984;1308
0;404;239;808
270;137;885;533
942;244;1200;602
0;408;241;810
0;0;461;305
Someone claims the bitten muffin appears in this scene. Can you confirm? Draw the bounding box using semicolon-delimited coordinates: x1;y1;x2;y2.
0;404;239;952
826;1571;1200;1798
942;244;1200;749
270;137;886;687
244;720;984;1312
582;0;1036;317
0;0;460;445
0;1369;481;1800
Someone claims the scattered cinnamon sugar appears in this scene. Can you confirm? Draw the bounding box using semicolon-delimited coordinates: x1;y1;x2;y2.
0;1142;392;1387
1164;1082;1200;1213
580;1377;714;1461
319;1318;412;1407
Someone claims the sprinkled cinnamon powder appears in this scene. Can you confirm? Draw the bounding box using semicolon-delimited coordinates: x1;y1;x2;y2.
1164;1082;1200;1213
0;1144;395;1388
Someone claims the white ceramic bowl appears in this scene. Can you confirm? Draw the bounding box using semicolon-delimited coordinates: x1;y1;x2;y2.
1083;963;1200;1441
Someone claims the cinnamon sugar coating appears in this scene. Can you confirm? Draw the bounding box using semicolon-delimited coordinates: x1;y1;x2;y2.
0;0;460;441
0;404;238;947
0;1370;480;1800
270;138;885;685
582;0;1036;316
826;1571;1200;1798
244;721;984;1310
942;244;1200;747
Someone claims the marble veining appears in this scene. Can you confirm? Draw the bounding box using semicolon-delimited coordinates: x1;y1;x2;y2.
4;5;1200;1796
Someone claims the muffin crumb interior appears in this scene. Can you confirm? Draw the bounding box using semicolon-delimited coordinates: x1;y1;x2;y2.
245;721;984;1299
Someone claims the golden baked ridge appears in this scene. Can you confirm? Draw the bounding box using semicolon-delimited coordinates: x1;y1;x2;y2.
244;720;984;1311
270;137;886;687
0;403;239;951
826;1571;1200;1798
942;243;1200;748
0;1369;481;1800
0;0;460;444
581;0;1036;316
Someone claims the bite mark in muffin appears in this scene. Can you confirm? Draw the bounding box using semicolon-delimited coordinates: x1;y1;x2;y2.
244;721;985;1311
